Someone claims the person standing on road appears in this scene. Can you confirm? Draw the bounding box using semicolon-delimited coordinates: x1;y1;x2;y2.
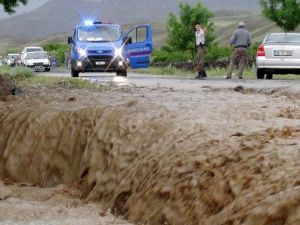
64;51;69;69
226;22;252;79
194;23;207;79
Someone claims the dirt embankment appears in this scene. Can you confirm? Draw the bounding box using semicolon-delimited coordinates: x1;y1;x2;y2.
1;85;300;225
0;75;17;96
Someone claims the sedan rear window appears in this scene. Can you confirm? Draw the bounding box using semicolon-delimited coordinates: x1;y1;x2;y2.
26;53;48;59
266;33;300;44
26;48;43;52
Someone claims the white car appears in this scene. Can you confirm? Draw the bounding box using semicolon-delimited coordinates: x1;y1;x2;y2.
256;33;300;79
6;53;20;66
20;46;45;65
24;52;51;71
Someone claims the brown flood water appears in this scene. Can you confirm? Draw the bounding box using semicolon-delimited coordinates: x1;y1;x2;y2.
0;82;300;225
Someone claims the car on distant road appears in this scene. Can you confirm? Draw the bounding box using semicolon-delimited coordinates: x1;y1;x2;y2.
20;46;45;65
6;53;20;66
68;20;153;77
23;52;51;71
256;33;300;79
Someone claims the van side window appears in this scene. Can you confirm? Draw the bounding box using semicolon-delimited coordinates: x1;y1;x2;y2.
137;27;147;43
126;26;148;44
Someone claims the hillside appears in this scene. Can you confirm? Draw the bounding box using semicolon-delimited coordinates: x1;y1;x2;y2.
0;0;259;39
0;0;265;54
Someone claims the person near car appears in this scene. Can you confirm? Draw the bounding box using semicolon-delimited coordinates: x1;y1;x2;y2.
226;22;252;79
194;23;207;79
64;50;71;69
51;56;57;68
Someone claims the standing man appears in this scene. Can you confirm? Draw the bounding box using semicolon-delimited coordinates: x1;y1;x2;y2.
226;22;252;79
194;23;207;79
64;50;69;69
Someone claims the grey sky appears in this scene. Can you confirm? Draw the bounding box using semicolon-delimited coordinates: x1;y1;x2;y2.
0;0;49;19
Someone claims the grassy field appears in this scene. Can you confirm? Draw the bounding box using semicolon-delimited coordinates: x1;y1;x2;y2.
134;66;300;80
0;65;115;91
133;66;257;78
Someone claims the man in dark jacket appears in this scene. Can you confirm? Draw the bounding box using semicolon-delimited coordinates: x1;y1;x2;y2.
226;22;252;79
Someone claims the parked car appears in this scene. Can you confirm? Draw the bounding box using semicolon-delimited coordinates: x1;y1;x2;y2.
6;53;20;66
20;46;45;65
256;33;300;79
23;52;51;71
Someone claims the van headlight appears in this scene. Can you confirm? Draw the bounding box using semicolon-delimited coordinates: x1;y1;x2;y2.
114;48;123;57
77;48;87;58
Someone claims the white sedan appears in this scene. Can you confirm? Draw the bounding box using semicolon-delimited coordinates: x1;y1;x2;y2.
256;33;300;79
24;52;51;72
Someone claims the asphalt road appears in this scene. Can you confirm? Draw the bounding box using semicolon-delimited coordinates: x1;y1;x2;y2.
37;68;300;92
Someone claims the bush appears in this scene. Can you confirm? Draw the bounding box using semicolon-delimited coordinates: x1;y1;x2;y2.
247;41;262;58
152;45;234;63
0;65;34;81
152;49;192;63
42;43;70;65
205;45;233;61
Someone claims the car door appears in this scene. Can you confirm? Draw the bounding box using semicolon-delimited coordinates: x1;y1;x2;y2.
124;25;153;69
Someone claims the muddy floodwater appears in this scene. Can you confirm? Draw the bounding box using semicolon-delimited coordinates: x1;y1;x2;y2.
1;78;300;225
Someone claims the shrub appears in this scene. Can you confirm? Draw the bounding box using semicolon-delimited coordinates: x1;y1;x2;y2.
152;49;191;63
247;41;262;58
0;65;34;81
205;45;232;61
42;43;70;65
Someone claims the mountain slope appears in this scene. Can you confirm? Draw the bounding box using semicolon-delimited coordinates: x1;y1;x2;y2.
0;0;259;40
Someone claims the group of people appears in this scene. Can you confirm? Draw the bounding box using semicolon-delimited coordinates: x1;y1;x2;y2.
194;21;252;80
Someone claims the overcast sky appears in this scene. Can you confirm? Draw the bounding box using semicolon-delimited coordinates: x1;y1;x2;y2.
0;0;49;19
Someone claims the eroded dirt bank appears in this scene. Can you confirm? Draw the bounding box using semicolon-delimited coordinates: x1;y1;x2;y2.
1;82;300;225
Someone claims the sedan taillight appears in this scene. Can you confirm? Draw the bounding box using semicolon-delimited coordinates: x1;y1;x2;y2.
257;45;265;57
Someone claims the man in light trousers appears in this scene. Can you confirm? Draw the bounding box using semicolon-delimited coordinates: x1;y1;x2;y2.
226;22;252;79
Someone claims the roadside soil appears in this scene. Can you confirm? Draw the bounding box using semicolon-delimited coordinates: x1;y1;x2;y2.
0;80;300;225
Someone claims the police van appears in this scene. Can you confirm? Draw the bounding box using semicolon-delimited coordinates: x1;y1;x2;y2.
68;20;153;77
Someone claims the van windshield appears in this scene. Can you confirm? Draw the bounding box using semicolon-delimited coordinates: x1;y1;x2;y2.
78;25;121;42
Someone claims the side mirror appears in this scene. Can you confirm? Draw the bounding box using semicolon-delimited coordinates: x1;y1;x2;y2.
68;37;73;44
123;36;132;45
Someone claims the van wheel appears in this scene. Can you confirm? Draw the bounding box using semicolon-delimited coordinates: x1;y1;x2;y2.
71;68;79;77
116;70;127;77
266;73;273;80
45;68;50;72
257;69;265;79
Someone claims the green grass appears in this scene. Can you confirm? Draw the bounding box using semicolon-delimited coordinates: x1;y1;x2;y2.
132;66;194;77
133;65;257;78
0;65;119;91
134;66;300;80
0;65;34;80
18;76;118;91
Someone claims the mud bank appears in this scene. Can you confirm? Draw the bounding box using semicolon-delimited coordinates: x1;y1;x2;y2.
1;85;300;225
0;181;133;225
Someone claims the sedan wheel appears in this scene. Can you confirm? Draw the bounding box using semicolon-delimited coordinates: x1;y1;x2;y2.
266;73;273;80
257;69;265;79
71;68;79;77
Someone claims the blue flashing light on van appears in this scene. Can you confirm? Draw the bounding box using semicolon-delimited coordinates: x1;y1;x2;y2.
67;20;153;77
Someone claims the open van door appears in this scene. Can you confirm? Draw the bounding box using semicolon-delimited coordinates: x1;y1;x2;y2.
124;25;153;69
